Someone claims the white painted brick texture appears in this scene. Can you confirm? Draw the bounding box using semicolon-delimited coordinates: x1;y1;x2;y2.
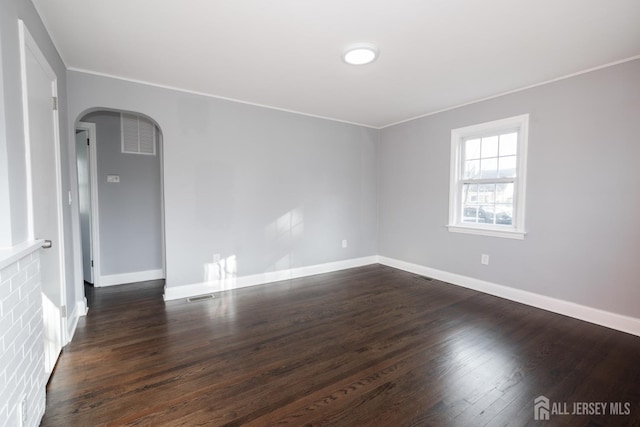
0;252;45;427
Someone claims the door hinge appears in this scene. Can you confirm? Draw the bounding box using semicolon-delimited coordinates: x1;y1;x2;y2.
60;305;67;318
87;138;90;146
52;96;58;111
91;260;94;267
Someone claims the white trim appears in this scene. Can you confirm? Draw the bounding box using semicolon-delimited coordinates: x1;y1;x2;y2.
446;225;526;240
158;130;166;278
76;122;101;286
65;298;88;345
378;256;640;337
68;56;640;130
99;269;164;287
448;114;529;239
382;55;640;129
19;20;69;346
67;67;379;130
19;27;35;241
163;256;379;301
0;240;43;270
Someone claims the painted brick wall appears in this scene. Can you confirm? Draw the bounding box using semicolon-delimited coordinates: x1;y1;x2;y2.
0;251;45;427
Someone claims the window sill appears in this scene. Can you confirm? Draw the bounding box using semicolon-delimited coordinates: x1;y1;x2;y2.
446;224;526;240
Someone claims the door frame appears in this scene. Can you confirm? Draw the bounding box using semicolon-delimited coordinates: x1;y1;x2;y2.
18;21;68;344
76;121;101;287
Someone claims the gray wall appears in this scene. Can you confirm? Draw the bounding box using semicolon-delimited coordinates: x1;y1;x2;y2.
80;111;163;276
68;73;378;288
0;0;81;315
378;58;640;318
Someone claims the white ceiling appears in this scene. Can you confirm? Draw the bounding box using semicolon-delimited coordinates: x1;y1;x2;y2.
33;0;640;128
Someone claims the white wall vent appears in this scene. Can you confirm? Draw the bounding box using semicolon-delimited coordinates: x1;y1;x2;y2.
121;113;156;155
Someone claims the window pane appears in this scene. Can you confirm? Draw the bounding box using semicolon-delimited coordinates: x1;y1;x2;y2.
496;183;514;204
499;132;518;156
495;205;513;225
462;184;479;223
464;160;480;179
463;205;480;223
479;205;495;225
480;158;498;179
482;204;513;225
462;183;478;204
465;138;481;160
481;135;499;158
498;155;517;178
479;184;495;204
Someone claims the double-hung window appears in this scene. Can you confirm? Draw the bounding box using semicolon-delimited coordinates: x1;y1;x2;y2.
448;114;529;239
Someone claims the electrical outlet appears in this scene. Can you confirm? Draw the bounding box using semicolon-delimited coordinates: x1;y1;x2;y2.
213;253;221;262
481;254;490;265
342;239;348;248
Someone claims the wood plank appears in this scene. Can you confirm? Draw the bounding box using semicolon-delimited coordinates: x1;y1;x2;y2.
41;265;640;426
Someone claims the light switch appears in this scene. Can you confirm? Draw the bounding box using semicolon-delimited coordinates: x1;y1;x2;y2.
107;174;120;183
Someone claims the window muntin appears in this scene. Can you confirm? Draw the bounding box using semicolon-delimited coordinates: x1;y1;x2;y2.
448;115;529;239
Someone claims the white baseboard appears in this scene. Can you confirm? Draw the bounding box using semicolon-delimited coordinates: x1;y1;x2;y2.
378;256;640;337
65;298;88;345
163;256;379;301
163;253;640;337
98;269;164;287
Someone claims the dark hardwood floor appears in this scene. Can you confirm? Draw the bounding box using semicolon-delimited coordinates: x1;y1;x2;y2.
41;264;640;426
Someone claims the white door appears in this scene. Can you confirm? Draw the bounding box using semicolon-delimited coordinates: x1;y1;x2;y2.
75;129;94;284
19;22;66;379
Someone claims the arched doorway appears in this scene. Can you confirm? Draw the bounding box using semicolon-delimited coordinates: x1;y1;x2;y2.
75;109;165;303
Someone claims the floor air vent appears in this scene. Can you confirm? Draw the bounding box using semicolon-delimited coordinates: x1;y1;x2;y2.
187;294;215;302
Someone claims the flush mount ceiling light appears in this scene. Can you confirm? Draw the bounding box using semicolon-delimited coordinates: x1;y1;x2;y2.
343;43;379;65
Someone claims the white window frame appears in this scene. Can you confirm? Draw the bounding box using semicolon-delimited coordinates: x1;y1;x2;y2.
447;114;529;240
